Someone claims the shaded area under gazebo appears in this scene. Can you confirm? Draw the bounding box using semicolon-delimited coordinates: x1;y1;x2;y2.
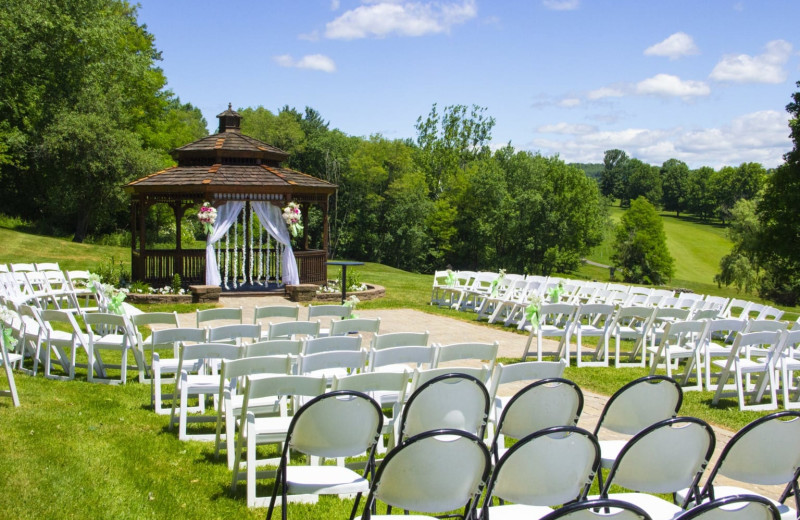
124;104;337;289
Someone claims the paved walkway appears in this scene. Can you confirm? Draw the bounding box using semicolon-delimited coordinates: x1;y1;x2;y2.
172;295;787;502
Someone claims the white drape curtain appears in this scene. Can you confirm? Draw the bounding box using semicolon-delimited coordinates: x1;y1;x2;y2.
205;201;244;286
252;201;300;286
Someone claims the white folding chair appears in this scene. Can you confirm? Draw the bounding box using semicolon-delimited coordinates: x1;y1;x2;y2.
297;350;367;381
230;375;327;507
675;411;800;520
0;309;21;406
647;320;707;390
130;311;180;382
168;342;244;441
302;335;362;355
486;360;567;441
490;378;583;463
398;372;489;442
214;354;293;469
356;429;491;520
370;331;429;351
306;304;350;337
245;339;303;358
598;417;716;520
265;390;384;520
695;318;747;391
481;426;600;520
39;309;91;380
84;312;144;384
711;330;785;411
332;370;410;454
779;331;800;409
564;303;615;367
64;270;99;312
253;304;300;339
148;327;207;414
521;303;577;362
593;375;683;491
609;306;657;368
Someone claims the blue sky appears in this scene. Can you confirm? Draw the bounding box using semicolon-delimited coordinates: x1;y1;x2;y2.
135;0;800;169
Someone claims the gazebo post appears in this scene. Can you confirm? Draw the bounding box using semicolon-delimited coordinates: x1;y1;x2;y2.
138;198;148;282
301;202;310;251
322;197;330;259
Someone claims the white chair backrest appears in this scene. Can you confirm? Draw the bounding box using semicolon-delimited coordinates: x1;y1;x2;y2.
303;335;362;355
196;307;242;327
34;262;60;272
492;361;567;387
368;430;490;515
596;376;682;435
371;331;429;350
369;345;436;371
434;341;498;370
298;350;367;376
330;317;381;337
252;304;300;325
745;319;788;333
244;339;303;357
207;324;261;344
605;417;714;496
267;320;320;340
496;379;583;440
332;370;410;404
306;304;350;320
131;311;180;329
487;427;599;509
289;391;383;458
400;373;489;439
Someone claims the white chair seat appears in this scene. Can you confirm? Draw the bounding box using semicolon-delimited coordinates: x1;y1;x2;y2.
602;493;683;520
284;465;369;495
675;486;796;520
482;503;554;520
599;439;626;467
184;375;220;391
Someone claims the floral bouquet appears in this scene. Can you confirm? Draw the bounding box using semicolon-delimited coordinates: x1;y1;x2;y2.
344;294;360;319
198;202;217;235
0;307;17;350
282;202;303;237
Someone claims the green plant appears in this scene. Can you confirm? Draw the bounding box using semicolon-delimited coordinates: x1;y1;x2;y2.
127;280;151;294
171;273;182;294
95;255;131;287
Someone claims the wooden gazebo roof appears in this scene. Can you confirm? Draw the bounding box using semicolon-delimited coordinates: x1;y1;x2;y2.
124;103;337;199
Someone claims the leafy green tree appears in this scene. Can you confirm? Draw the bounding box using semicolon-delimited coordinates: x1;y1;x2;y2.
660;158;690;216
600;149;628;200
612;196;674;285
414;104;494;196
686;166;717;220
757;81;800;304
623;159;662;207
714;199;761;293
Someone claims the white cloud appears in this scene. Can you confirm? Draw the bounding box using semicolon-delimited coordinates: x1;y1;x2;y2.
710;39;792;84
527;109;790;168
635;73;710;98
558;97;582;108
587;87;625;100
273;54;337;73
325;0;477;39
331;0;340;10
542;0;579;10
537;122;597;135
644;32;699;60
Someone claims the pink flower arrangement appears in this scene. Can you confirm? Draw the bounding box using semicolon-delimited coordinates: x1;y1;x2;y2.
282;202;303;237
198;202;217;234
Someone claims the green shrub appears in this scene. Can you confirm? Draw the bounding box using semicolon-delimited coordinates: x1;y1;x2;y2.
171;273;182;293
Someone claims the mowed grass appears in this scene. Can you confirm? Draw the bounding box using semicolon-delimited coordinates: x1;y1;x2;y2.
0;227;130;271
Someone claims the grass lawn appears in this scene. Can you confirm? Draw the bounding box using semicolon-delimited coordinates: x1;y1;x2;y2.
0;222;798;517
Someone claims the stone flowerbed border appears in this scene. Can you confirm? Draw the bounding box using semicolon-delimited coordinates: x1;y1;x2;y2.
125;284;385;304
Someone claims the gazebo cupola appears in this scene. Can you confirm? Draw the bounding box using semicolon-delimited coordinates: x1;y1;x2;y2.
125;103;337;290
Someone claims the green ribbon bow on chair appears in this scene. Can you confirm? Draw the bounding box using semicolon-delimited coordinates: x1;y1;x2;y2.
546;283;563;303
2;327;16;350
107;291;126;315
445;270;456;287
525;302;540;332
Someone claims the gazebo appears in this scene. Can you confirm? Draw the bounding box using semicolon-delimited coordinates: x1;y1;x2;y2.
124;104;337;290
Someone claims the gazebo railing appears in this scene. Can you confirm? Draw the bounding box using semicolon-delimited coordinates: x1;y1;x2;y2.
134;248;327;288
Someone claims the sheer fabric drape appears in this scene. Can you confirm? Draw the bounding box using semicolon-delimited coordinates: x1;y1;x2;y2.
252;201;299;286
205;201;244;286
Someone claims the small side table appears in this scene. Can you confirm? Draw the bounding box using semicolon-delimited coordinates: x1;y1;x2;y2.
326;260;365;304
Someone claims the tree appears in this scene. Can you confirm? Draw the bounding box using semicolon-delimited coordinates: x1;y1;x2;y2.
600;149;628;200
414;104;494;196
660;158;690;216
714;199;761;293
686;166;716;220
612;196;674;285
623;159;662;207
757;81;800;304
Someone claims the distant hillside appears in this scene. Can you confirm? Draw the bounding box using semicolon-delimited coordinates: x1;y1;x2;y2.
571;162;604;180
